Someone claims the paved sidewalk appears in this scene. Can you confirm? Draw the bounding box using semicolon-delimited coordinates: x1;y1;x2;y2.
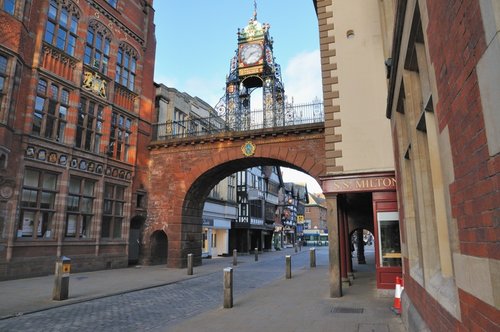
0;248;405;332
0;248;293;319
170;262;405;332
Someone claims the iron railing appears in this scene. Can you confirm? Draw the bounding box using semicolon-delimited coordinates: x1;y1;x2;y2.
152;102;324;141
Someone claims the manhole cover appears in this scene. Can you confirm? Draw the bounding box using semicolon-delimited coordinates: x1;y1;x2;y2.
331;307;364;314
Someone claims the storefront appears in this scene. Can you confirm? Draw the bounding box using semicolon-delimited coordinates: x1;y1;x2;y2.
322;172;401;289
202;218;231;258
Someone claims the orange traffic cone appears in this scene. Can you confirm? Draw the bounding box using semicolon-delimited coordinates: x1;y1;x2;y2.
391;276;403;314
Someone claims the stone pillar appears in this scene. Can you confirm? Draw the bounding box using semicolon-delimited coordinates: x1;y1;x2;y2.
339;199;350;286
357;228;366;264
325;193;342;297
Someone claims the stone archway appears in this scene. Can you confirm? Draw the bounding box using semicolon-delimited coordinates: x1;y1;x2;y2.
150;230;168;265
145;125;325;268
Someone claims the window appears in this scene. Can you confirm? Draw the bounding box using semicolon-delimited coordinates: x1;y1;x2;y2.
76;97;103;153
18;169;58;239
101;183;125;239
44;0;79;56
377;212;402;267
227;175;236;202
32;78;68;142
2;0;15;15
108;111;132;161
249;200;262;218
106;0;117;8
0;55;7;108
66;177;95;238
84;23;111;75
173;109;186;137
115;45;137;91
209;183;221;199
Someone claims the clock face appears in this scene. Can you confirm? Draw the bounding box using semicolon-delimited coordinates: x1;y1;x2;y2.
240;43;263;66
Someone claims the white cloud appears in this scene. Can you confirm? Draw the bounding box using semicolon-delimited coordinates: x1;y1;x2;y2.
281;167;323;193
283;50;323;104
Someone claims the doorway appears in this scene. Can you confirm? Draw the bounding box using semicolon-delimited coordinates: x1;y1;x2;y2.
150;230;168;265
128;216;144;265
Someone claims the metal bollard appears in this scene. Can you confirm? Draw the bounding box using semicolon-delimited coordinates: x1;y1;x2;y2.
254;247;258;261
295;244;298;253
187;253;193;275
310;248;316;268
286;255;292;279
223;267;233;308
53;256;71;301
233;249;237;266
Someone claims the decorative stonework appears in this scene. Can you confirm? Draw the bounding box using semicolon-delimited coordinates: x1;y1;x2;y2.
23;146;134;180
82;71;107;98
88;19;113;38
42;45;77;68
87;0;145;47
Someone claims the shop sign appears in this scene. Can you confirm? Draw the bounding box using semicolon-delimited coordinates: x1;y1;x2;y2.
323;176;396;193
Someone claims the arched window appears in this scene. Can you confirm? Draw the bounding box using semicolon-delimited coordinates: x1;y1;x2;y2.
115;44;137;91
32;78;69;142
44;0;80;56
84;22;111;75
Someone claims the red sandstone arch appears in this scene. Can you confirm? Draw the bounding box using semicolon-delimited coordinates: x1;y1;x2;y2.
144;126;325;268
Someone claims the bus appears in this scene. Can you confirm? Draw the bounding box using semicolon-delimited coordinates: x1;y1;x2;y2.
302;229;328;246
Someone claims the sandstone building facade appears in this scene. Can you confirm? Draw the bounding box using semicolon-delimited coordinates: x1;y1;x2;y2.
314;0;499;330
0;0;156;279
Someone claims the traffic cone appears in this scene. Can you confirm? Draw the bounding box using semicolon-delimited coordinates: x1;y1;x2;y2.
391;276;403;314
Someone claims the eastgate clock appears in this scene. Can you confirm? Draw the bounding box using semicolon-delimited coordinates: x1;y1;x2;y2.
240;43;263;66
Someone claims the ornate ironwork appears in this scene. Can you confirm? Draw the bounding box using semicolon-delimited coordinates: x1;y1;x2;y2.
152;102;324;141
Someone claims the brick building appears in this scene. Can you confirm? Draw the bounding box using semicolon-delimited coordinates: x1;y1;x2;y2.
385;1;499;330
0;0;156;280
314;0;498;330
304;193;327;231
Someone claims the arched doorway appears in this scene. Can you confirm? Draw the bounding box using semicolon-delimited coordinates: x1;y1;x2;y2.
128;215;145;265
150;230;168;265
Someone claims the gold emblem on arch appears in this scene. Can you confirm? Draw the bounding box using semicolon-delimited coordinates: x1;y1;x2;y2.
241;141;256;157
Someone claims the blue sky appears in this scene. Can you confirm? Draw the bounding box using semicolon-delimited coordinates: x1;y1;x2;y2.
152;1;323;193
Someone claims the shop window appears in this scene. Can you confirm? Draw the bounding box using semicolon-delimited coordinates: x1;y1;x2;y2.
44;0;79;56
101;183;125;239
18;169;58;239
84;22;111;75
377;212;401;267
65;176;95;238
32;78;69;142
76;97;104;153
107;111;132;162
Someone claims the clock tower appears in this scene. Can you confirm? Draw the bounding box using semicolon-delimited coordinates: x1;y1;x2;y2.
216;2;286;129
